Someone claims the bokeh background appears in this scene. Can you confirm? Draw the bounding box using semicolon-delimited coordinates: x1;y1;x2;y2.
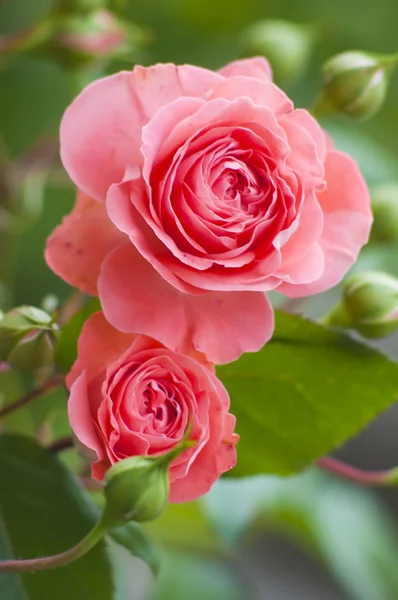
1;0;398;598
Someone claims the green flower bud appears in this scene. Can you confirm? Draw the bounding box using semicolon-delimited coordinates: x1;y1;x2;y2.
342;271;398;338
370;184;398;244
240;19;315;82
0;306;58;371
318;51;396;120
7;330;56;372
101;440;191;529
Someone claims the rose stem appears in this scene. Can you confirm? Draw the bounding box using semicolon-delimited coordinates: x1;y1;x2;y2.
316;456;398;486
0;520;105;573
47;435;74;453
0;374;64;419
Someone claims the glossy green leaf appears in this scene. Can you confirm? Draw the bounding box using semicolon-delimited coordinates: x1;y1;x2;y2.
0;435;113;600
218;311;398;476
55;298;101;371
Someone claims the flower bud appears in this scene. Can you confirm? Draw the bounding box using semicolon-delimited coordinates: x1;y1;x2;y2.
342;271;398;338
240;19;314;82
370;184;398;244
0;306;58;371
56;9;147;59
100;440;191;529
7;330;56;372
318;51;394;120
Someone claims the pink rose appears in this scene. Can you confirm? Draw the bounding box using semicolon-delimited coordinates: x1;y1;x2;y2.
46;58;372;364
66;311;238;502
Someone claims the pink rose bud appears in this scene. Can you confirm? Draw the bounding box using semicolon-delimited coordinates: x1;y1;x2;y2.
370;184;398;244
57;10;128;57
318;51;397;119
46;58;372;363
66;312;239;503
240;19;315;82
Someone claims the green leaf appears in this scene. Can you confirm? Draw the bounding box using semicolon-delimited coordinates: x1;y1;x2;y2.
109;523;160;576
0;434;113;600
218;310;398;476
55;298;101;371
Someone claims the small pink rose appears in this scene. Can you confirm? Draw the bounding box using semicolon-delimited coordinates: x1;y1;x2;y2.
67;311;238;503
46;58;372;363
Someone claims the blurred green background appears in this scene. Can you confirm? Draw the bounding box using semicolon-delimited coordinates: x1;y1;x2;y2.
2;0;398;598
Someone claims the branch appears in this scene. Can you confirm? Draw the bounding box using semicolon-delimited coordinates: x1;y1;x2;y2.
316;456;398;486
47;435;74;453
0;375;64;419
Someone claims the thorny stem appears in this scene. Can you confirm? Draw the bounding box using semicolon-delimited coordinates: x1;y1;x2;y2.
0;374;64;419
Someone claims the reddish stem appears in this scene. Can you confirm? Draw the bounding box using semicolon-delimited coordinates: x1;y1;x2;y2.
316;456;394;486
47;435;74;453
0;375;64;419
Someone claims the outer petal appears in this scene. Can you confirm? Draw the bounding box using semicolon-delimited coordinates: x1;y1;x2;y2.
45;190;125;295
60;65;223;200
98;244;274;364
218;57;273;82
66;311;134;389
68;371;104;458
44;191;126;296
278;150;372;297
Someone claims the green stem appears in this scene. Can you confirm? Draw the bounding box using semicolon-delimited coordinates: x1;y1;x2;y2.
320;302;352;328
0;520;105;573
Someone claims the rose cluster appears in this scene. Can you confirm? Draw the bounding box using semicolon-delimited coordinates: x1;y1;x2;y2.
46;58;371;501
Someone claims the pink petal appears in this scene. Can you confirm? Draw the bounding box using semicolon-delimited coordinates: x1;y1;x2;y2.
45;190;125;295
219;57;273;82
210;77;293;115
60;64;223;200
278;150;372;297
68;371;104;458
98;244;274;364
66;311;134;389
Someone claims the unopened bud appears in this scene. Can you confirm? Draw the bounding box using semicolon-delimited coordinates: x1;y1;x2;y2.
0;306;58;371
240;19;315;82
100;439;191;529
57;9;148;59
318;51;396;120
7;330;56;372
342;271;398;338
370;184;398;244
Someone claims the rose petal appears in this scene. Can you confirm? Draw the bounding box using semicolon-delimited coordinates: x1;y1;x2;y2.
61;65;223;200
66;311;134;389
68;371;104;458
218;57;273;82
45;190;125;295
278;150;372;297
98;243;274;364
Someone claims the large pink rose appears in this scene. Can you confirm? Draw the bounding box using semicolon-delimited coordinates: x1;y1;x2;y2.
66;311;238;503
46;58;372;363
